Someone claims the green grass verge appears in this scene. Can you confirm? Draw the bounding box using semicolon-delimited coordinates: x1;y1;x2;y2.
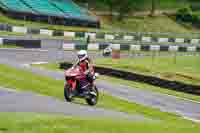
0;44;21;48
95;55;200;86
1;112;200;133
0;64;200;132
0;31;25;36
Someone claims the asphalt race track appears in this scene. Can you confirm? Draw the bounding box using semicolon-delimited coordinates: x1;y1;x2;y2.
0;87;148;121
0;48;200;122
0;48;196;64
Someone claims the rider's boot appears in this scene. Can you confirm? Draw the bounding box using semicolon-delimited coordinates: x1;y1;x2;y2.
89;91;97;96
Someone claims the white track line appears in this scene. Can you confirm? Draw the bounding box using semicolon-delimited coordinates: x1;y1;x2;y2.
30;62;49;65
162;93;200;104
23;62;49;68
183;116;200;123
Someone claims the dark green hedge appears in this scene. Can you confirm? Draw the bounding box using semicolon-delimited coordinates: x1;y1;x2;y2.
176;7;200;28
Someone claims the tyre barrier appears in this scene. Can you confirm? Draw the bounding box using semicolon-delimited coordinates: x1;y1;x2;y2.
1;37;200;53
0;23;200;45
60;62;200;95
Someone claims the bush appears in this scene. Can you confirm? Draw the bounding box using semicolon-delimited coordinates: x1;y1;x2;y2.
176;7;193;22
59;62;72;69
192;12;200;28
176;7;200;28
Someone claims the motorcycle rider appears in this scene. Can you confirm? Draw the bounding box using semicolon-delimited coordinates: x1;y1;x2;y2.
76;50;95;95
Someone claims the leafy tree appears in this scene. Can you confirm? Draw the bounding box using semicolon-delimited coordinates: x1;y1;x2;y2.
115;0;134;20
102;0;117;17
151;0;156;16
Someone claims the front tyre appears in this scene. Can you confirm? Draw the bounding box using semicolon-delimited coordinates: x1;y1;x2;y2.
64;84;73;102
86;86;99;106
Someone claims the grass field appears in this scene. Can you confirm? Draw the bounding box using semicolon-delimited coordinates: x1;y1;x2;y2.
95;55;200;86
0;64;200;132
101;15;200;33
1;112;200;133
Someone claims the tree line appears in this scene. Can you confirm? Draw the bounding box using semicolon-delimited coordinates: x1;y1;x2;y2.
74;0;198;20
74;0;160;20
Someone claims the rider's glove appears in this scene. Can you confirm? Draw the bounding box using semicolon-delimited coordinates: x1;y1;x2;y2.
84;70;90;75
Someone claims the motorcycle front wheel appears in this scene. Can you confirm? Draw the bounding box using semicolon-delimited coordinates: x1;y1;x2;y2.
86;86;99;106
64;84;74;102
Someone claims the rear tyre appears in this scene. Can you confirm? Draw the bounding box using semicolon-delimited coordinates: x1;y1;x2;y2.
86;86;99;106
64;84;73;102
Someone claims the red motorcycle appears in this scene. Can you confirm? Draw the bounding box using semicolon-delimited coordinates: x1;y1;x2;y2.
64;64;99;106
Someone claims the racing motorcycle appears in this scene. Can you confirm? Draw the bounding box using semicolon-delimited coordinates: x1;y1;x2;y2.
64;63;99;106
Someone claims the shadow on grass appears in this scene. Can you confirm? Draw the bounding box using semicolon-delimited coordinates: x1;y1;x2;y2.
0;128;8;131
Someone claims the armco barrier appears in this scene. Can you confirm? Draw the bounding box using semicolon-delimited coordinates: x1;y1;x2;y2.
3;39;41;48
59;62;200;95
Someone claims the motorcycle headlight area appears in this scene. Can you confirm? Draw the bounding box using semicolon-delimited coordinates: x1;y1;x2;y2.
65;76;75;81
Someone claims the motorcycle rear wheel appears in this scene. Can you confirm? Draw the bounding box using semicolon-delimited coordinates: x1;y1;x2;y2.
64;84;74;102
86;86;99;106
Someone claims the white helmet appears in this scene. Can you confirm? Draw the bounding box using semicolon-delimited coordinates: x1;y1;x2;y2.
77;50;88;61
